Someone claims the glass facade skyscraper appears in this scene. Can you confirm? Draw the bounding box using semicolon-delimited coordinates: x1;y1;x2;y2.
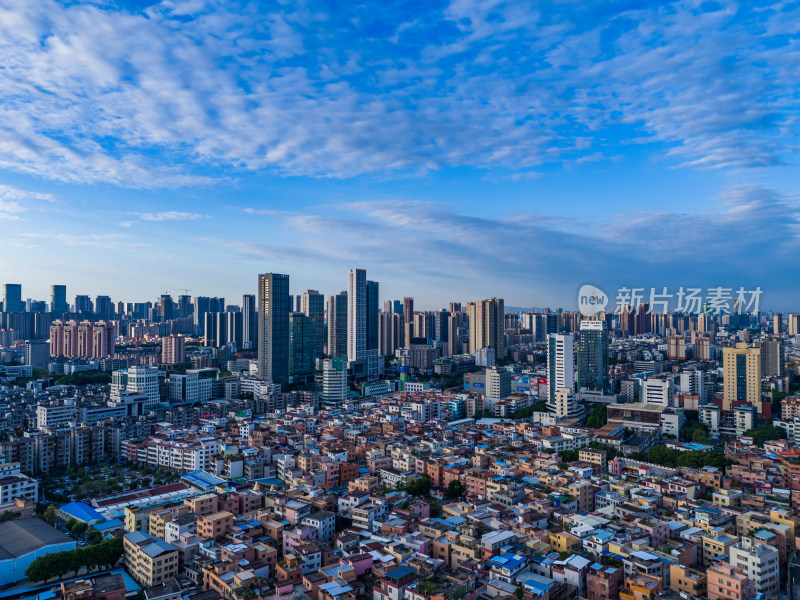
578;320;609;394
258;273;290;384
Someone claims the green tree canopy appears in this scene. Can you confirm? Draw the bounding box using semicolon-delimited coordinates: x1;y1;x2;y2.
744;424;787;446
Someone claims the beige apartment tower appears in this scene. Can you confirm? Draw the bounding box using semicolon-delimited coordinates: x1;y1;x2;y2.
722;343;761;413
467;297;505;358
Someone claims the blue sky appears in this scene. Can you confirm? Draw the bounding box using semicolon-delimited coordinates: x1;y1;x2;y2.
0;0;798;310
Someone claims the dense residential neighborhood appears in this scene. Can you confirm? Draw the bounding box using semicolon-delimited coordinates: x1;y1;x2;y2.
0;278;798;600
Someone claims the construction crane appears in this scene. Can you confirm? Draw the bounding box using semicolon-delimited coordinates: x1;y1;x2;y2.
160;288;192;296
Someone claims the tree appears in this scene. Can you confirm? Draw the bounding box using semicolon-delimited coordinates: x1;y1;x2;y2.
515;586;524;600
0;511;19;523
25;537;124;582
402;476;431;497
558;449;579;463
585;404;608;428
744;424;788;446
73;521;88;536
87;529;103;545
445;480;464;500
691;428;710;444
44;505;58;526
65;518;78;532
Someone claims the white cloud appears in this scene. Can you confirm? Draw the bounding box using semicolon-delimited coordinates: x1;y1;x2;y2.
137;211;206;222
0;0;795;186
0;183;52;219
211;185;800;306
21;232;150;250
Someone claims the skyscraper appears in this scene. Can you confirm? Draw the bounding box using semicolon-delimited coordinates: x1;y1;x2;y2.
258;273;290;384
578;320;609;394
348;269;380;377
158;295;174;322
328;291;348;357
96;295;112;319
226;310;243;349
548;333;575;404
203;311;220;346
347;269;366;364
194;296;211;335
3;284;22;313
289;312;316;380
300;290;325;358
366;280;379;352
178;295;193;319
242;294;257;350
50;285;67;314
75;295;93;315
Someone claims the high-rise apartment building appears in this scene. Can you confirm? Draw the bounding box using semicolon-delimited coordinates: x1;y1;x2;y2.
257;273;290;385
403;297;414;324
242;294;257;350
49;320;116;358
667;334;686;360
547;333;575;404
194;296;211;335
413;312;437;340
722;343;761;413
203;312;221;347
378;312;404;356
578;320;609;394
759;337;784;377
789;313;800;335
300;290;325;357
695;333;712;361
347;269;380;377
162;335;186;365
773;313;783;335
3;284;22;313
327;291;348;357
467;298;505;358
347;269;366;363
50;285;67;314
225;310;243;349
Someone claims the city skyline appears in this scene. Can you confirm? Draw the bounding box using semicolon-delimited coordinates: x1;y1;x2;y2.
0;1;798;308
0;276;795;315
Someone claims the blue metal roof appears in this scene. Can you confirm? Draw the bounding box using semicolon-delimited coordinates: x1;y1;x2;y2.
59;502;104;523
